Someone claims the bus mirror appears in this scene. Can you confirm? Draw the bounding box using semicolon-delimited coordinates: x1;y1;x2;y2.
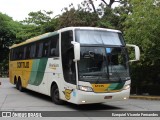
71;41;80;62
126;44;140;62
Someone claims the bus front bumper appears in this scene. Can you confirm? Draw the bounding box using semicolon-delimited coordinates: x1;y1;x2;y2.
75;89;130;104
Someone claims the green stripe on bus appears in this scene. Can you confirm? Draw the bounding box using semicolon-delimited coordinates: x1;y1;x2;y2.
29;60;39;85
108;83;119;90
29;58;48;86
114;83;125;90
107;83;124;90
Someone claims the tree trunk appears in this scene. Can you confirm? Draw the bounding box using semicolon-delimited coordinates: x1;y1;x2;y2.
89;0;97;13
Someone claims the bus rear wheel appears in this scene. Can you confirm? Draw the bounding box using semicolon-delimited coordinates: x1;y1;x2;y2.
17;80;24;92
51;85;64;105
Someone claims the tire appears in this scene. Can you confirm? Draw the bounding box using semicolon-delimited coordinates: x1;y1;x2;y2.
51;85;64;105
16;81;19;90
18;80;24;92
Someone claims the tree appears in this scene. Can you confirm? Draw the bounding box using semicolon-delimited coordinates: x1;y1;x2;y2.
0;12;21;75
98;6;120;29
124;0;160;94
100;0;120;8
58;0;121;29
86;0;121;12
16;24;41;41
22;10;53;25
58;6;99;28
125;0;160;65
114;0;132;31
21;10;57;37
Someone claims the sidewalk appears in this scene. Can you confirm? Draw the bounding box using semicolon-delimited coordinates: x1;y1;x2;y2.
130;95;160;100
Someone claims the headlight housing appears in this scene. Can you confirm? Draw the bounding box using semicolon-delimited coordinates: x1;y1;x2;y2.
123;84;130;90
78;85;93;92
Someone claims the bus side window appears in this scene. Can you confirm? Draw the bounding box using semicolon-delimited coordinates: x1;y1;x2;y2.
36;42;43;58
15;48;19;60
49;35;59;57
43;41;49;57
23;47;27;59
19;47;23;60
13;49;16;60
26;45;31;59
30;44;36;58
36;42;39;58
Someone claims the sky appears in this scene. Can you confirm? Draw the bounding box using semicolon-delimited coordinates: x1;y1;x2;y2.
0;0;86;21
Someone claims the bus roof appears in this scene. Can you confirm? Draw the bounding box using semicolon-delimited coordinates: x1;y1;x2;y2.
10;27;121;49
58;27;121;33
10;32;58;49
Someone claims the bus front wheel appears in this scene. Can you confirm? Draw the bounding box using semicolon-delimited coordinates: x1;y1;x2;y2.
51;85;64;105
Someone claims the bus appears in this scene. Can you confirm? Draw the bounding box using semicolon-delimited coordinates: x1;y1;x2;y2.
9;27;140;104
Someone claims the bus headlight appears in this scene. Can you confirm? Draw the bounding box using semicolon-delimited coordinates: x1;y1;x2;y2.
78;85;93;92
123;84;130;90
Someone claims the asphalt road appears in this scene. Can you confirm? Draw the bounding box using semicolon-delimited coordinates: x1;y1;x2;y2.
0;78;159;120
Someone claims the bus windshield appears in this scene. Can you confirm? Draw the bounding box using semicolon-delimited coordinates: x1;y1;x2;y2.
78;47;130;83
75;29;124;46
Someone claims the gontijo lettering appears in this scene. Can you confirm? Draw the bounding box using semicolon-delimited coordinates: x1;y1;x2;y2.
17;62;29;68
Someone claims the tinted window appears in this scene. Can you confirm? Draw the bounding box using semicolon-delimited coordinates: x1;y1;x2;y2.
30;44;36;58
26;45;31;59
49;35;59;57
10;34;59;60
43;41;50;57
36;42;43;58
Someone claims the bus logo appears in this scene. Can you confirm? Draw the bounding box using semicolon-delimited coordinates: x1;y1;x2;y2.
94;85;104;87
63;88;73;100
17;62;29;68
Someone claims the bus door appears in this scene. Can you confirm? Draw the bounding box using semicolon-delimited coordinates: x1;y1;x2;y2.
61;31;77;101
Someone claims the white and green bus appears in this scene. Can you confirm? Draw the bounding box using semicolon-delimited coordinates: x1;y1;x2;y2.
9;27;140;104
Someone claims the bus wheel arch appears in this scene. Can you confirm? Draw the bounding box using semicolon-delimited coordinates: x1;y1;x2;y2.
51;82;64;105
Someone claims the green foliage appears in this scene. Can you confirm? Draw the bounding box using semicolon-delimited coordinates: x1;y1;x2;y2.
58;8;99;28
124;0;160;94
16;24;41;42
114;0;132;31
125;0;160;65
19;10;57;40
0;12;21;73
22;10;53;25
99;7;120;29
58;0;120;29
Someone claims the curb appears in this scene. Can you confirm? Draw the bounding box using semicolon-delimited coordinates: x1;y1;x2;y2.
130;95;160;100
